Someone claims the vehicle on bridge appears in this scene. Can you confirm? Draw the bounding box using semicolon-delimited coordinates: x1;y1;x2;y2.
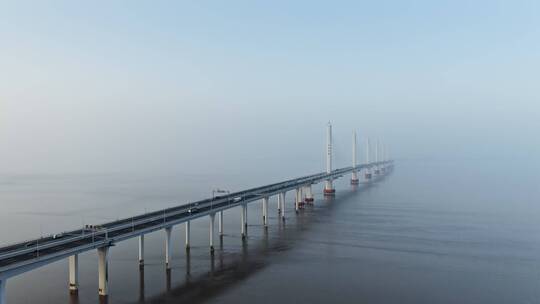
188;203;200;214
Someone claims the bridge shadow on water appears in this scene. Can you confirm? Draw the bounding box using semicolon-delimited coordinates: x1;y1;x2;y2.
69;171;393;304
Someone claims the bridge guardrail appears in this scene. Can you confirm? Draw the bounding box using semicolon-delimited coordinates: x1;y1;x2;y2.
0;162;393;266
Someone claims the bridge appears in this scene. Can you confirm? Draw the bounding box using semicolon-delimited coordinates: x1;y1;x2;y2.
0;123;393;303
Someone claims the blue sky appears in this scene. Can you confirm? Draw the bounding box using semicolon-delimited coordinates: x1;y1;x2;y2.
1;1;539;174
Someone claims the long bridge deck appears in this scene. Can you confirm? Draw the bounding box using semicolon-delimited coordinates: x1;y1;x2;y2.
0;161;391;279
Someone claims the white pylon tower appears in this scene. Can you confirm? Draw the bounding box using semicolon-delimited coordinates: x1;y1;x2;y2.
351;130;359;184
324;122;335;195
365;138;372;180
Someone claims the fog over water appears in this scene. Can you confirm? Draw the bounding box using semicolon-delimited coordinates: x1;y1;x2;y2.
1;1;540;303
1;1;539;176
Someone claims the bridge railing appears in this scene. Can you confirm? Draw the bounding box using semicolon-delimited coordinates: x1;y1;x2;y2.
0;161;393;264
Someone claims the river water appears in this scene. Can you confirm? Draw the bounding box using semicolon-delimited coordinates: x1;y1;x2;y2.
1;159;539;303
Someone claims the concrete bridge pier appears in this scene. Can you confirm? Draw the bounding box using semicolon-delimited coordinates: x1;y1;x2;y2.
262;197;269;227
97;247;109;298
364;166;372;180
209;213;215;254
351;170;359;184
0;279;5;304
185;221;190;251
165;227;172;269
299;187;306;209
365;138;372;180
138;236;144;268
219;211;224;238
69;254;79;294
295;188;301;213
241;204;247;239
324;180;335;195
279;192;286;221
277;193;282;214
244;204;248;231
374;140;380;176
305;185;314;203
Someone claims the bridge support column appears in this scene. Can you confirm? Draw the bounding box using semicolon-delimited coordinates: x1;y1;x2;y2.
262;197;269;227
98;247;109;298
279;192;286;221
305;185;314;203
69;254;79;293
324;180;335;195
138;235;144;268
365;138;372;180
244;204;248;232
185;221;190;251
351;171;359;184
219;211;224;238
365;168;372;180
295;188;301;212
165;227;172;268
277;193;282;214
241;204;246;239
1;279;6;304
209;213;215;254
351;167;359;184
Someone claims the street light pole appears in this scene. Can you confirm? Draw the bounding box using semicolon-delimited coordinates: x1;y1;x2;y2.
212;188;230;238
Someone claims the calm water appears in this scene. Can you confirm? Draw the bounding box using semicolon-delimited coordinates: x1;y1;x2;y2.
1;159;540;303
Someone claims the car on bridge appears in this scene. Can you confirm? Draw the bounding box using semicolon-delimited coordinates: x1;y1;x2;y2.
188;203;200;214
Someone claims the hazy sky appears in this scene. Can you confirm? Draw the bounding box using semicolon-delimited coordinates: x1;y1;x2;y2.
1;1;539;175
